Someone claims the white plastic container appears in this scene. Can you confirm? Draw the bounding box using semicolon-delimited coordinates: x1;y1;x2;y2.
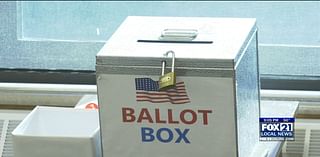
12;106;101;157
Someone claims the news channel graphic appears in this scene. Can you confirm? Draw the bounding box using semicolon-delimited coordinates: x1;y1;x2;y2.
260;117;295;141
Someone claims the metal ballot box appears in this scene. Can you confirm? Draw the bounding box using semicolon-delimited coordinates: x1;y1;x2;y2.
96;16;259;157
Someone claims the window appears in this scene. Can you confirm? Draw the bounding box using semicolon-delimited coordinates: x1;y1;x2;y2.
1;1;320;89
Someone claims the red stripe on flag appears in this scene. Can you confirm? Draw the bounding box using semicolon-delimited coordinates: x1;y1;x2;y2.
136;97;190;104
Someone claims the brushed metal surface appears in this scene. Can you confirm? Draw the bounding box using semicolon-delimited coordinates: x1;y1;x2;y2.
234;32;260;157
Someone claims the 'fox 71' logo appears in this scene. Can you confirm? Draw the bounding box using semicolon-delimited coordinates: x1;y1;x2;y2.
260;118;295;141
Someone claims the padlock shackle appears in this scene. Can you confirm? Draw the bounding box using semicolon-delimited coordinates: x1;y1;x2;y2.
164;50;175;72
161;60;166;76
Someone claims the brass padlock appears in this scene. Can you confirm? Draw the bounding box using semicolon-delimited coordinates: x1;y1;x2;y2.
159;51;176;90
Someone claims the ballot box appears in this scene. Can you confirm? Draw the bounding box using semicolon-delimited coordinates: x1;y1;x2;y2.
96;16;260;157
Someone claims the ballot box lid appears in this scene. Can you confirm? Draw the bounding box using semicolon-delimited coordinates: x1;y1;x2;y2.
96;16;256;70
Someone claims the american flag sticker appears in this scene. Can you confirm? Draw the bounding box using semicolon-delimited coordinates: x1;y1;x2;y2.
135;78;190;104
